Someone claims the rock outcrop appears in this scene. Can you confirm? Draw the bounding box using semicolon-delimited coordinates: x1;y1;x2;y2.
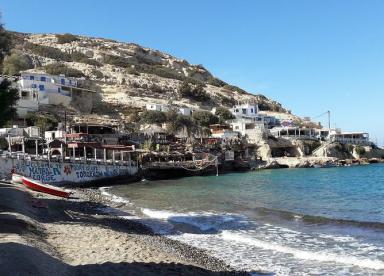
11;32;289;118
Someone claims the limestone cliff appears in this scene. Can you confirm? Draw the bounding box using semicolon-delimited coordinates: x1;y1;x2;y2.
10;32;293;119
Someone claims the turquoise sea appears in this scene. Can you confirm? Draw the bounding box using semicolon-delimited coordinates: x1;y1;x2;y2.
105;164;384;275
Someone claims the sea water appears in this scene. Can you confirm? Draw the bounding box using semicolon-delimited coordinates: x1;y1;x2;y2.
106;164;384;275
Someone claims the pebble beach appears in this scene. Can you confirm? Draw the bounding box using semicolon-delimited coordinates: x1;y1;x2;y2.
0;181;246;275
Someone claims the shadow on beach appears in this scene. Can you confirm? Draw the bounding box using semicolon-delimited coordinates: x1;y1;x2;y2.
0;242;246;276
0;183;252;275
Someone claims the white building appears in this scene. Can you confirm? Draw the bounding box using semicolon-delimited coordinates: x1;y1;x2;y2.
330;131;371;145
228;118;265;144
44;130;65;142
146;104;192;116
179;107;192;116
210;124;240;139
145;104;169;112
16;72;79;116
231;103;260;118
0;126;40;138
270;126;319;140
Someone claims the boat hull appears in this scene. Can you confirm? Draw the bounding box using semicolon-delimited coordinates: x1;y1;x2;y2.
22;177;70;198
11;173;23;184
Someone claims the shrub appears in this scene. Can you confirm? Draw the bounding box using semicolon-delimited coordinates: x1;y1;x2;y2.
0;79;19;127
178;81;210;102
56;33;79;44
26;43;72;61
222;84;248;95
3;51;33;75
192;111;219;127
207;76;227;87
70;51;101;66
214;107;235;123
126;67;140;76
167;113;196;135
149;83;164;93
346;144;354;153
91;69;104;79
140;110;167;124
219;95;236;107
355;146;366;156
45;63;84;78
103;54;133;67
26;113;58;131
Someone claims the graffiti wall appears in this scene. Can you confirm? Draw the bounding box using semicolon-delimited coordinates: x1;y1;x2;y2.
0;157;138;185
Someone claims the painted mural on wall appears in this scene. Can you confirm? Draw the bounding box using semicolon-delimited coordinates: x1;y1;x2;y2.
0;158;138;184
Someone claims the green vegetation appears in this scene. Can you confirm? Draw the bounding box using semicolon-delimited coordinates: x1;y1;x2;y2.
126;67;140;76
0;17;12;70
166;110;196;136
222;84;248;95
207;76;227;87
192;110;219;127
0;79;19;127
26;43;72;61
214;107;235;123
346;144;354;153
45;63;85;78
26;113;58;131
355;145;366;156
26;43;100;66
140;110;167;124
91;69;104;79
219;95;236;107
0;137;8;150
70;51;101;66
178;81;210;102
56;33;79;44
103;54;133;67
2;51;33;75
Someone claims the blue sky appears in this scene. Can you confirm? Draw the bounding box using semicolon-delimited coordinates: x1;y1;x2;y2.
1;0;383;145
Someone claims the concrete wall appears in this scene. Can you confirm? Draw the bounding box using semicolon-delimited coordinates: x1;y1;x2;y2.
0;158;138;186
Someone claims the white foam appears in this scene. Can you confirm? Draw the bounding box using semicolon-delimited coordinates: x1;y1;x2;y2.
141;208;178;219
221;231;384;270
141;208;246;232
99;186;130;204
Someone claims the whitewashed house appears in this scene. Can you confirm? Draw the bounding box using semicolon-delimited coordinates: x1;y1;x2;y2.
231;103;260;119
16;72;79;116
44;130;65;142
145;104;169;112
209;124;239;139
179;107;192;116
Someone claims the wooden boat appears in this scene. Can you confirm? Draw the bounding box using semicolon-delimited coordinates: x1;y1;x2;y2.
11;173;24;184
22;177;70;198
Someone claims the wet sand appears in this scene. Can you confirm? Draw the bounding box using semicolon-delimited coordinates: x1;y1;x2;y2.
0;181;247;275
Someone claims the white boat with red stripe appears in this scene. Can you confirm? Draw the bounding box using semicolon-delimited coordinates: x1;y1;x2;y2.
22;177;71;198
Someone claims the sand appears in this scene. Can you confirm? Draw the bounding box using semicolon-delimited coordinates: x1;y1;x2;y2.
0;181;246;275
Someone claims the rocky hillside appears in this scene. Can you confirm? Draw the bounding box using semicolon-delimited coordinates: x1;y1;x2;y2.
10;32;292;119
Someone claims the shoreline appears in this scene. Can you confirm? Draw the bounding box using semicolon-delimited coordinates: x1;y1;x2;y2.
0;181;248;275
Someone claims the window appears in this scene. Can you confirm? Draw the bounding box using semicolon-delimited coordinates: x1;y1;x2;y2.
31;84;37;88
242;108;247;114
30;76;34;80
251;108;254;113
61;79;65;85
58;87;61;93
39;85;45;91
235;109;239;113
41;76;46;82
